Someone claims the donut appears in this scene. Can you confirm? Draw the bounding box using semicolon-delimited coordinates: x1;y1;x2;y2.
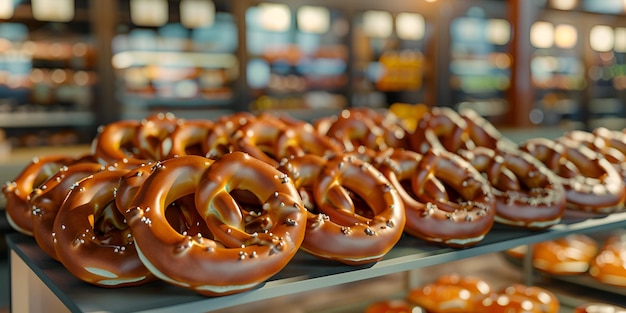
532;234;598;275
29;161;105;260
458;146;566;229
589;231;626;287
377;148;495;247
519;137;625;213
52;166;154;287
120;153;307;296
3;155;77;235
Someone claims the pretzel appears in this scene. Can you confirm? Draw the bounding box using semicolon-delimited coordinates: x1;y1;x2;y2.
232;114;342;166
132;112;180;160
52;167;154;287
29;161;105;260
407;274;493;313
409;107;510;154
91;119;146;166
562;128;626;185
160;119;215;159
322;108;408;152
3;155;76;235
377;148;495;247
279;153;405;265
458;146;566;229
120;153;307;296
519;137;625;213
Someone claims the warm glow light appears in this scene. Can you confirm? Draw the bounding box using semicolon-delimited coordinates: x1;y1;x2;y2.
131;0;168;27
531;21;554;48
396;12;425;40
555;24;577;48
259;3;291;32
32;0;74;22
590;25;614;52
363;10;393;38
551;0;577;10
180;0;215;29
297;6;330;34
0;0;14;19
615;27;626;52
487;19;510;45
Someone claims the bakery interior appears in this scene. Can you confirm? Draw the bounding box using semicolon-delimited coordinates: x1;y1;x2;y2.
1;0;626;312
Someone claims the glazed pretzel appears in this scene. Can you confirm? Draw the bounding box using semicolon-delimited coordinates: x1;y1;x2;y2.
52;167;154;287
279;153;405;265
562;128;626;185
91;119;145;166
3;155;77;235
458;146;566;229
29;161;105;260
120;153;307;296
519;137;625;213
160;119;215;159
378;148;495;247
409;107;509;154
322;108;408;152
132;112;180;160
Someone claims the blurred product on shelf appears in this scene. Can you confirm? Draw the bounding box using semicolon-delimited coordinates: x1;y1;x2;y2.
532;234;599;275
574;303;626;313
589;230;626;287
365;299;424;313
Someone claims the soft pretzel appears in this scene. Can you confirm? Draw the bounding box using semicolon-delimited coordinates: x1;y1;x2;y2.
279;153;405;265
29;161;105;260
378;148;495;247
407;274;492;313
3;155;77;235
321;108;408;152
52;167;154;287
91;119;145;165
519;137;625;213
120;153;307;296
458;146;566;229
133;112;180;160
160;119;215;159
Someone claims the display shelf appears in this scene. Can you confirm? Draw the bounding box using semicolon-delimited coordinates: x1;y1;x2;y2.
7;210;626;313
0;111;95;128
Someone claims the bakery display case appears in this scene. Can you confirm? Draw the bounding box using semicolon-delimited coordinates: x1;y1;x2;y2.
244;2;350;120
3;1;626;313
0;1;96;147
7;211;626;312
440;1;512;125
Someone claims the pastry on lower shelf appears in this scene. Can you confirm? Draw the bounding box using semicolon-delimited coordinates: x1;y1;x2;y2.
589;231;626;288
532;234;598;275
365;299;425;313
406;274;493;313
574;303;626;313
476;284;559;313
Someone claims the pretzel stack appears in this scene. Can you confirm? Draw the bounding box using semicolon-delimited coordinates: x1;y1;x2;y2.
3;106;626;296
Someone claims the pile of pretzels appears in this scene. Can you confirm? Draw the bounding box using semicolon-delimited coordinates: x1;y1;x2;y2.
3;106;625;297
